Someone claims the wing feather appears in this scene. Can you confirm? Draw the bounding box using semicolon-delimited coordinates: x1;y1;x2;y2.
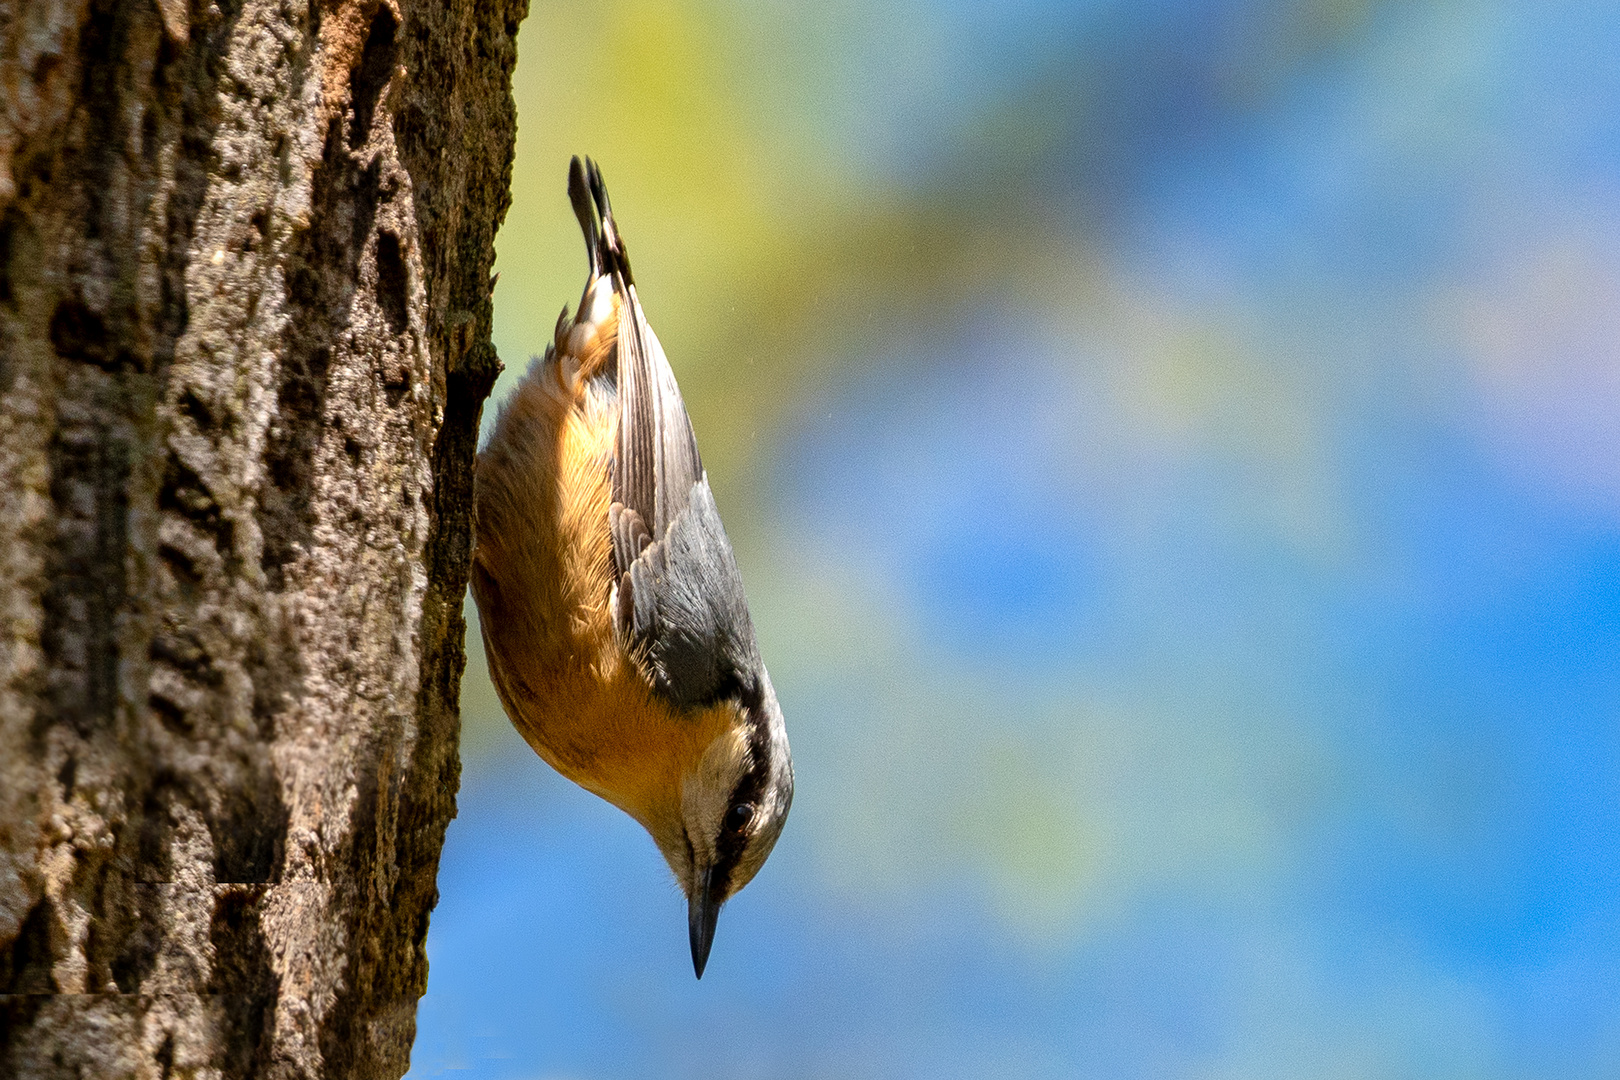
575;157;759;707
613;286;702;541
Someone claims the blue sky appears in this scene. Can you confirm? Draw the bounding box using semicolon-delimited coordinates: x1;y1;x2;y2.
411;1;1620;1076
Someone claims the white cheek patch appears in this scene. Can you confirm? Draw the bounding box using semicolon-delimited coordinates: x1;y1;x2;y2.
680;725;750;864
662;835;693;885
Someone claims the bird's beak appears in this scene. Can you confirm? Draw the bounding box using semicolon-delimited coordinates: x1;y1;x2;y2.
688;865;722;979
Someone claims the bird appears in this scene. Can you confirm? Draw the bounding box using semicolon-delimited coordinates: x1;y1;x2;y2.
470;157;793;979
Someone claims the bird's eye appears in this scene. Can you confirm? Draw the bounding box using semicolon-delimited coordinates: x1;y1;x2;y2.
724;802;755;833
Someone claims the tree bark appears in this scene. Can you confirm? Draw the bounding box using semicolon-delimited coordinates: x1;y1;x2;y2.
0;0;521;1074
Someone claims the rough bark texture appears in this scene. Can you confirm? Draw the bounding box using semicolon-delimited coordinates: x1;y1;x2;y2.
0;0;521;1074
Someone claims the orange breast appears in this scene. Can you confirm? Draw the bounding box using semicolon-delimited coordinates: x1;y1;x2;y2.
472;300;727;829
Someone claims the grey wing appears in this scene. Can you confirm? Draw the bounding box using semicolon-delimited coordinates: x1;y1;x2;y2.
609;287;759;707
613;286;701;539
615;478;760;707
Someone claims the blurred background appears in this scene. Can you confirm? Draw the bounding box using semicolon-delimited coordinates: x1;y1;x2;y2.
408;1;1620;1076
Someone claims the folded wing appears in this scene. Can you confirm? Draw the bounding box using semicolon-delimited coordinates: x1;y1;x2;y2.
573;158;759;708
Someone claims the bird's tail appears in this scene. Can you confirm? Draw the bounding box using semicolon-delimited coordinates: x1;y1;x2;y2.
568;156;634;287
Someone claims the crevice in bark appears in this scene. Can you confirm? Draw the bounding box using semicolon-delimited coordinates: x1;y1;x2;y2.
0;997;47;1047
0;900;59;994
318;735;389;1076
146;3;232;365
208;886;278;1078
351;8;400;152
79;858;122;992
49;300;140;374
0;206;15;308
154;1034;175;1080
263;120;382;589
376;230;410;338
103;788;178;993
107;889;165;993
38;404;132;740
213;779;288;884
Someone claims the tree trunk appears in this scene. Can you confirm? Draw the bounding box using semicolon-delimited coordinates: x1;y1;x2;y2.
0;0;521;1074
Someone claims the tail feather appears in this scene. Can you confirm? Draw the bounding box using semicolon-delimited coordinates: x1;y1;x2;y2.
567;157;601;280
568;155;634;286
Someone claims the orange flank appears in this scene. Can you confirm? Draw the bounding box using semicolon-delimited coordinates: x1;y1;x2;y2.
472;296;734;838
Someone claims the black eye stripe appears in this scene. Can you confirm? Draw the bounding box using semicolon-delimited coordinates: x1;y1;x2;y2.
695;669;750;710
708;687;772;896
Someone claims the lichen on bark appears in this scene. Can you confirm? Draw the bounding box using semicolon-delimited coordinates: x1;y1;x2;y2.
0;0;522;1075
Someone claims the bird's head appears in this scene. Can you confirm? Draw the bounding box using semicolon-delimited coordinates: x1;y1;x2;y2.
634;670;793;978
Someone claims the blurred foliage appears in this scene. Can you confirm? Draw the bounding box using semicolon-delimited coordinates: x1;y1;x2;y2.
488;0;1395;493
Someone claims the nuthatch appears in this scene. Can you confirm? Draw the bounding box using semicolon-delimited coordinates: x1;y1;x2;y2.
471;158;793;978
